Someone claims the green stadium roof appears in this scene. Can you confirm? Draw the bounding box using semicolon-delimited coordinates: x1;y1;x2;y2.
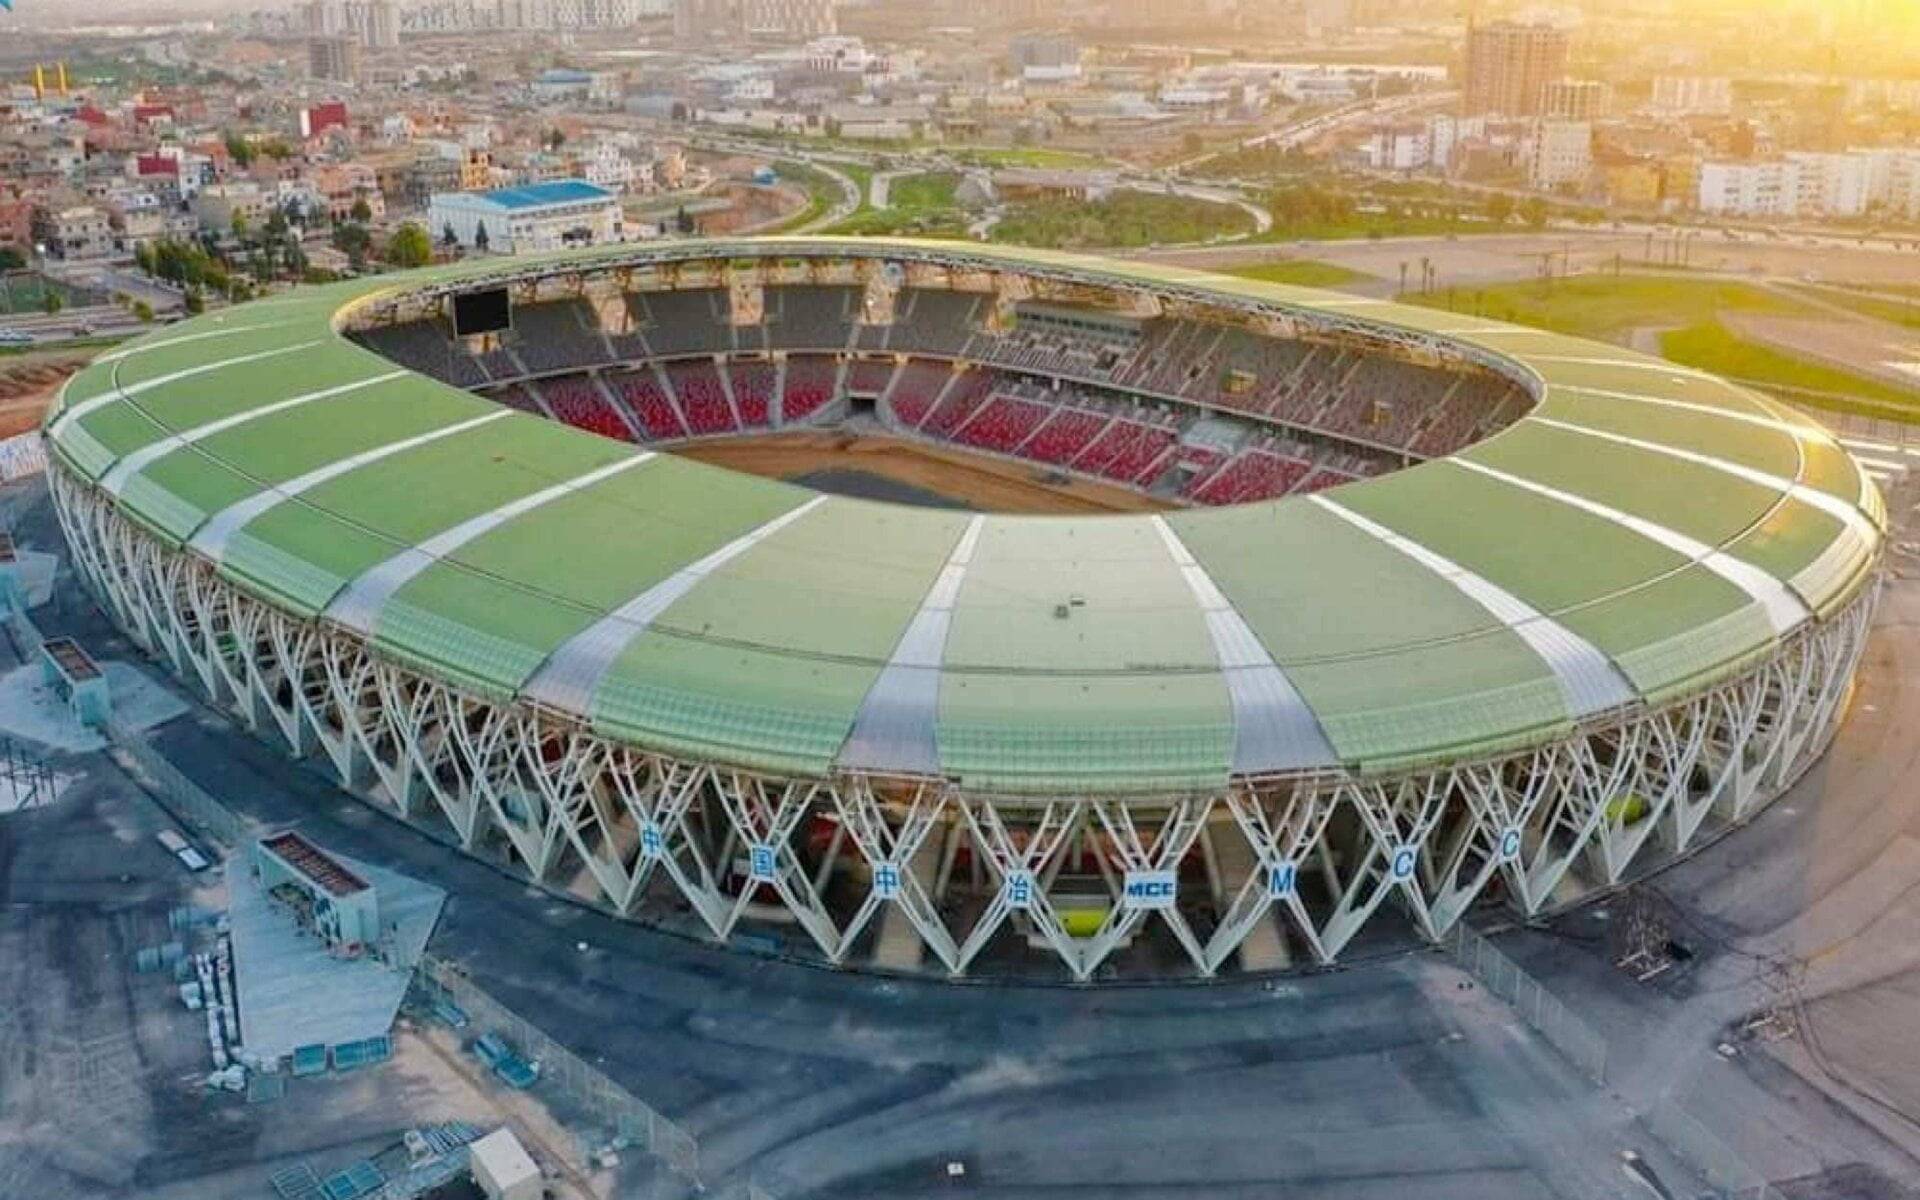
45;237;1885;793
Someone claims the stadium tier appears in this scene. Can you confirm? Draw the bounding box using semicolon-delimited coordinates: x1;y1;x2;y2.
45;238;1884;982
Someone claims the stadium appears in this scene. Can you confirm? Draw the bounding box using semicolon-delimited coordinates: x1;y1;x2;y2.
43;237;1883;982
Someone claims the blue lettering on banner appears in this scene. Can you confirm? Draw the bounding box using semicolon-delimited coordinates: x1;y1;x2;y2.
749;843;778;882
1122;869;1178;910
1003;869;1035;909
873;862;902;899
1498;827;1523;862
639;822;665;860
1390;846;1417;881
1267;861;1298;898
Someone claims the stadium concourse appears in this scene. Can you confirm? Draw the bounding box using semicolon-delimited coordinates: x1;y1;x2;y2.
41;238;1885;982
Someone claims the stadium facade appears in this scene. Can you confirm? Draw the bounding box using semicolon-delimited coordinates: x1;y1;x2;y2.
44;238;1883;980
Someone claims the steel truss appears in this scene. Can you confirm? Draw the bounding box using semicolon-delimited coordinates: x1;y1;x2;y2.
51;463;1879;982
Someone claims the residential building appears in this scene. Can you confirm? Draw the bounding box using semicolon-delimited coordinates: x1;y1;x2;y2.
1525;120;1591;191
1697;160;1796;217
1650;76;1733;117
1462;21;1569;117
1544;79;1609;123
310;36;361;84
743;0;835;38
426;178;623;253
38;204;116;259
191;181;273;233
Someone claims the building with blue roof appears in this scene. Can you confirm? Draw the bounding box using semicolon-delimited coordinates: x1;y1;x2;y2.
427;178;624;254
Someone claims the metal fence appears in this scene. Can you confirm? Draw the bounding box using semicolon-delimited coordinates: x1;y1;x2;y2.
413;955;702;1184
106;718;255;848
1443;922;1609;1084
1789;403;1920;450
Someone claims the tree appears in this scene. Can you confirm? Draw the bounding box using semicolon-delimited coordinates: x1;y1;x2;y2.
545;128;566;150
1484;193;1515;226
132;299;154;323
0;247;23;271
473;220;490;252
133;242;156;276
350;197;373;224
42;289;63;316
223;131;255;168
384;221;433;268
442;222;459;248
1521;196;1551;229
183;287;205;315
231;210;250;242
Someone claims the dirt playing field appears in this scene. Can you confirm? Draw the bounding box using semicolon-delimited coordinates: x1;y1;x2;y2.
674;429;1172;514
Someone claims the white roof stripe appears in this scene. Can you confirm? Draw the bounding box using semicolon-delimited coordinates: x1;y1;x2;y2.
839;515;985;775
50;340;328;437
93;320;295;363
100;371;411;496
1310;497;1637;719
188;411;511;560
1531;355;1722;381
1532;415;1881;546
1453;457;1809;635
1151;517;1337;774
522;494;831;717
1552;385;1828;442
324;452;657;634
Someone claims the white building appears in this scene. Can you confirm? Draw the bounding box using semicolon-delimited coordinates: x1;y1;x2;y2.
1366;123;1431;172
1785;152;1873;219
1697;160;1796;217
426;179;623;253
1651;76;1733;117
1697;152;1884;219
1525;120;1591;191
469;1129;541;1200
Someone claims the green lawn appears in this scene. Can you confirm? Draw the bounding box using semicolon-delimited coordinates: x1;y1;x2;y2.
1403;275;1808;341
1659;323;1920;418
992;189;1254;250
1783;284;1920;332
951;146;1106;169
1402;274;1920;419
824;171;969;238
0;274;86;316
766;160;851;233
1222;260;1369;290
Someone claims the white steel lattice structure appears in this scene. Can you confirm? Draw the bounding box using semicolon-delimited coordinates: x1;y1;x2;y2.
43;238;1885;981
47;459;1879;980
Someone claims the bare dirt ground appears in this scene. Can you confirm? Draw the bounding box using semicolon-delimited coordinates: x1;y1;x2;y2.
675;429;1172;515
0;355;82;439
